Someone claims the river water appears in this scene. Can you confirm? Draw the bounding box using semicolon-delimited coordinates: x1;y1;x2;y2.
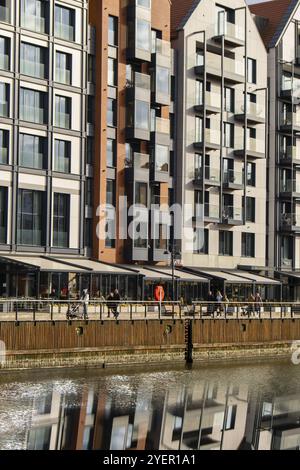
0;359;300;451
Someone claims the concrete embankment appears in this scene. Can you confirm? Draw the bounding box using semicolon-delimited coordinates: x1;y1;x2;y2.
0;319;298;369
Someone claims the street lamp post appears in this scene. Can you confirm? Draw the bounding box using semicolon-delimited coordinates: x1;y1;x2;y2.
165;239;181;302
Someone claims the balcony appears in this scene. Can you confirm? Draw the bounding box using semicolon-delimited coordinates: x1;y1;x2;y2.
21;60;46;79
20;105;45;124
55;112;71;129
279;146;300;166
222;206;243;225
21;15;45;34
234;101;265;125
55;22;74;42
150;117;170;147
194;129;221;152
234;137;265;159
56;68;71;85
204;203;220;222
279;179;300;198
20;151;44;170
213;20;245;48
280;213;300;232
194;166;220;187
195;53;244;85
0;101;8;118
0;5;10;23
223;169;244;190
280;79;300;101
0;54;9;71
279;112;300;134
126;71;151;101
0;147;8;164
194;92;221;115
126;152;149;182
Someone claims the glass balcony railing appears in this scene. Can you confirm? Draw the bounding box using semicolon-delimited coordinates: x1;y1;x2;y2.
134;72;150;90
225;57;244;77
53;232;69;248
281;256;293;267
216;20;244;40
194;166;220;183
280;145;300;161
54;157;70;173
155;39;171;58
0;5;10;23
281;78;300;99
134;152;149;170
280;179;300;193
0;54;9;70
224;169;243;185
0;102;8;117
197;92;221;109
222;206;243;221
20;152;44;169
280;112;300;128
154;117;169;134
55;112;70;129
55;22;74;42
204;129;220;146
20;106;44;124
17;229;42;246
204;203;219;219
21;15;45;33
236;100;264;118
281;213;300;227
55;68;71;85
21;60;45;79
0;147;7;164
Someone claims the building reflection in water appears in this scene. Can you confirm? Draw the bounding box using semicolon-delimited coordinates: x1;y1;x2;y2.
21;377;300;451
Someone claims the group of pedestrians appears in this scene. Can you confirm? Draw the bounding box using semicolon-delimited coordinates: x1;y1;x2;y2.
207;290;263;317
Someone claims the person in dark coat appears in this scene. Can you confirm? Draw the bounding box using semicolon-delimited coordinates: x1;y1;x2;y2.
207;290;215;317
106;291;114;318
112;289;121;318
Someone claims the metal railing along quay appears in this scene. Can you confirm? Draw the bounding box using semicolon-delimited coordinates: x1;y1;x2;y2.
0;300;300;322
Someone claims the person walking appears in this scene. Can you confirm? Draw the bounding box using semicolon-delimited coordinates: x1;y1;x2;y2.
207;290;215;317
106;291;114;318
112;289;121;319
216;291;223;316
223;294;229;315
255;292;263;317
81;289;89;320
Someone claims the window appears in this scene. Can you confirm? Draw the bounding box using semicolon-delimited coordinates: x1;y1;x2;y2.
84;218;92;249
196;80;203;106
135;182;147;206
19;134;46;169
0;36;9;70
156;66;169;95
248;92;257;104
108;16;118;46
55;95;71;129
0;82;9;117
53;193;69;248
224;122;234;148
247;58;257;84
54;139;70;173
224;87;234;112
86;137;94;165
20;88;46;124
0;129;8;164
21;0;47;34
217;5;235;35
0;187;7;243
88;55;95;84
136;18;151;52
56;51;71;85
219;231;233;256
135;100;149;130
105;179;115;248
55;5;75;42
88;96;94;125
106;139;116;168
246;162;255;186
155;145;169;172
244;196;255;222
107;98;116;127
224;405;237;431
247;126;256;139
196;46;203;66
194;228;208;254
281;236;293;266
195;116;203;142
20;42;47;79
242;233;255;257
155;224;167;250
108;57;117;86
86;178;93;207
137;0;151;7
17;189;44;246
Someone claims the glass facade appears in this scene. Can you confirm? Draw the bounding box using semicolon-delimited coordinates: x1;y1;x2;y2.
135;100;149;130
21;42;47;79
55;5;75;42
155;145;169;172
17;189;44;246
53;193;69;248
20;88;46;124
21;0;47;34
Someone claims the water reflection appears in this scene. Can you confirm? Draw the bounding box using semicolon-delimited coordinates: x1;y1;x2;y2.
1;363;300;450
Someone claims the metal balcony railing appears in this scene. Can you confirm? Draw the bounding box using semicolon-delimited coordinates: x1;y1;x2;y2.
280;213;300;227
280;145;300;161
223;169;243;185
280;179;300;193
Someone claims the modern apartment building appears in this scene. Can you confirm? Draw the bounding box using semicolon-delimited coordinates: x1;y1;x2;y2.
250;0;300;298
171;0;268;272
0;0;94;296
89;0;173;265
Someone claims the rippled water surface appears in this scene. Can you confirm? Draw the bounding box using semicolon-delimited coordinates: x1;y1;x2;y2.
1;359;300;450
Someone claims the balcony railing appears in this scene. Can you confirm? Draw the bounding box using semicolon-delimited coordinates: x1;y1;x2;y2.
21;15;45;33
280;179;300;194
0;5;10;23
134;152;149;170
54;157;70;173
204;203;219;219
280;112;300;128
17;229;42;246
154;117;169;134
56;68;71;85
223;169;243;186
0;54;9;70
155;39;171;58
53;232;69;248
55;22;74;42
281;213;300;228
0;147;7;164
195;166;220;183
222;206;243;222
236;100;264;118
281;78;300;99
280;145;300;161
216;18;244;41
55;112;71;129
21;60;45;79
197;92;221;109
20;152;44;169
196;128;220;146
20;106;44;124
0;102;8;117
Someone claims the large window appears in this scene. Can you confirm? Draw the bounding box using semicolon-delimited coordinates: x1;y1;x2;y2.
19;133;46;169
155;145;169;172
0;36;9;70
108;57;117;86
137;0;151;7
0;187;7;243
219;230;233;256
223;122;234;148
54;139;70;173
244;196;256;222
17;189;44;246
135;182;147;206
280;236;293;266
21;0;47;34
195;116;203;142
247;58;257;84
106;139;115;168
21;42;47;79
56;51;71;85
136;18;151;52
196;80;203;106
108;16;118;46
55;95;71;129
105;179;115;248
242;233;255;258
107;98;116;127
0;0;10;23
194;228;208;254
246;162;256;186
155;224;167;250
20;88;46;124
135;100;149;130
224;87;234;112
55;5;75;42
0;129;8;164
156;66;169;95
0;82;9;117
53;193;69;248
